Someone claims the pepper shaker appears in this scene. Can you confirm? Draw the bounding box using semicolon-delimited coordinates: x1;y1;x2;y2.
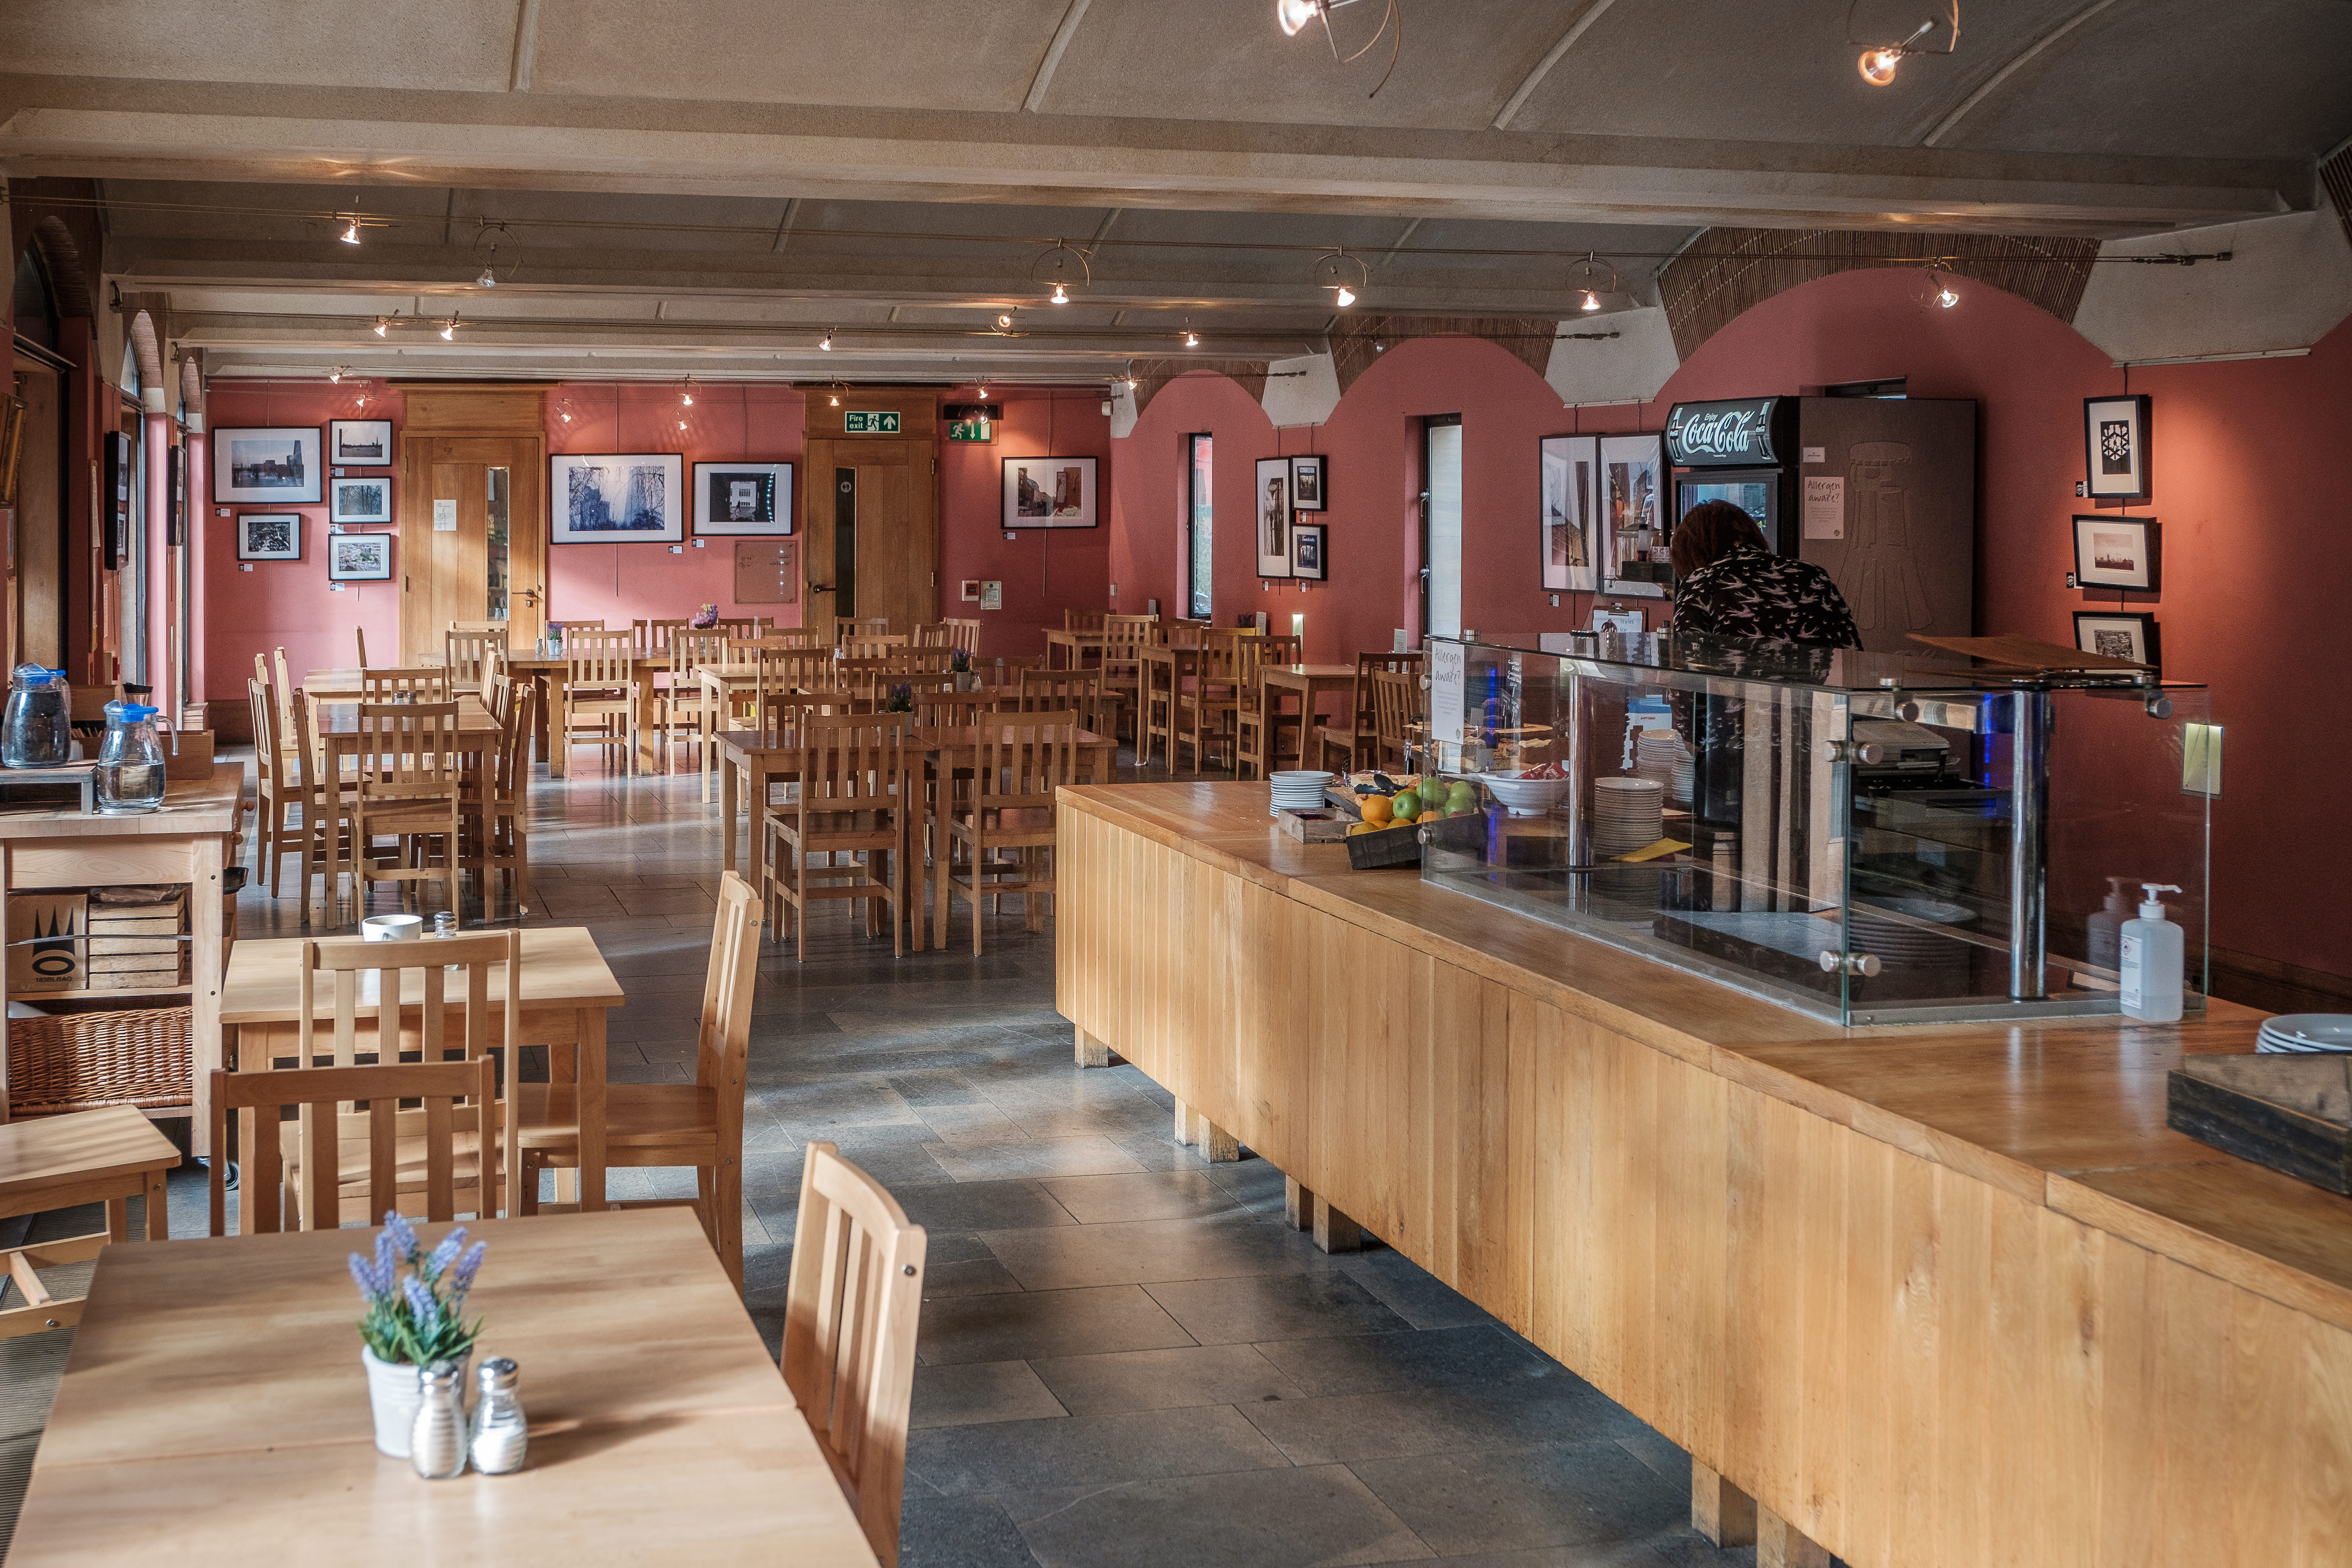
469;1357;528;1475
410;1362;470;1479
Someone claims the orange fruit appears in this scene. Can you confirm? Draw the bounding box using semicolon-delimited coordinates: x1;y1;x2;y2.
1360;796;1393;827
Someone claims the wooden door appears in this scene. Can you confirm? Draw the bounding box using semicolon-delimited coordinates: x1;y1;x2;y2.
802;389;938;635
398;436;544;661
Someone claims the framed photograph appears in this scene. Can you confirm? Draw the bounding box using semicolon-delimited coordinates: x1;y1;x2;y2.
215;426;322;505
327;531;393;582
1540;434;1598;593
1290;522;1327;581
551;452;685;543
1001;456;1099;529
1290;454;1327;513
235;511;303;563
1254;457;1292;578
691;461;792;535
166;444;186;547
2072;514;2159;592
1598;433;1668;598
328;475;391;526
328;419;394;467
2073;611;2160;669
2084;395;2151;500
1590;605;1645;641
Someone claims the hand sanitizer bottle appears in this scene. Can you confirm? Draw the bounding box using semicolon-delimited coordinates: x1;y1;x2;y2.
2118;883;2184;1022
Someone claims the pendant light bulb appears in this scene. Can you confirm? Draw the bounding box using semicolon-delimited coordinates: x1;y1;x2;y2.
477;266;497;288
1276;0;1322;36
1051;282;1070;305
1936;282;1960;309
828;392;839;407
976;383;987;399
1334;284;1356;307
820;331;833;351
440;315;458;341
329;367;342;384
1184;328;1200;348
373;317;390;337
996;314;1015;331
340;216;361;245
1858;46;1902;85
680;384;694;406
560;409;571;422
1580;289;1602;312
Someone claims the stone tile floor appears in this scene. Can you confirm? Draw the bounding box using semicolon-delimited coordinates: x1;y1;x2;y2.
0;745;1768;1567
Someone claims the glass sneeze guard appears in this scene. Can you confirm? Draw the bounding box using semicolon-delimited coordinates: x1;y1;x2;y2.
1417;633;2211;1027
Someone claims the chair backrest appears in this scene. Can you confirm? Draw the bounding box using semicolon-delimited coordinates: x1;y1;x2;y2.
449;619;504;633
1371;669;1418;768
361;666;449;703
565;630;636;687
633;618;690;654
784;1141;927;1568
209;1058;497;1235
940;618;983;657
841;635;909;659
494;683;538;800
272;647;300;742
445;628;510;685
484;667;517;727
1016;669;1105;733
1064;609;1107;633
835;617;891;644
912;692;994;727
669;630;731;682
1347;650;1423;730
975;714;1081;803
740;630;826;652
352;702;467;811
1102;613;1159;664
695;873;761;1129
909;622;954;648
710;616;767;641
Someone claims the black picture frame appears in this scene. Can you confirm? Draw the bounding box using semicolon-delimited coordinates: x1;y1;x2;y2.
328;474;392;526
1290;521;1327;581
235;512;303;563
1539;433;1598;593
166;444;185;547
1253;457;1292;578
2072;513;2159;592
1289;454;1327;513
328;419;395;467
2073;610;2160;670
214;425;324;504
2084;394;2151;501
999;455;1098;529
326;531;393;581
692;461;794;535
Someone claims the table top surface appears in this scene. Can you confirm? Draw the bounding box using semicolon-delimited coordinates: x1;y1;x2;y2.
222;925;625;1024
719;724;1115;761
1259;664;1360;683
0;761;243;839
305;669;485;693
0;1105;181;1197
309;695;501;737
4;1208;878;1566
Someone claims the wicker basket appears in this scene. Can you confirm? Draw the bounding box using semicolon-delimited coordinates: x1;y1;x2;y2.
5;1006;193;1117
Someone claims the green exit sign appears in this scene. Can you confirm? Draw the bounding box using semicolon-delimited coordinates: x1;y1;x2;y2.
844;410;901;434
947;417;994;443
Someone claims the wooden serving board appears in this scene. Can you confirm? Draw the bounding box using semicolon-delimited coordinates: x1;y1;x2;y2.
2167;1055;2352;1195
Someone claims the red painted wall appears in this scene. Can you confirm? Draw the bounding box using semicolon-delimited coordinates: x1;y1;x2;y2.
944;388;1113;659
1112;270;2352;979
201;381;405;693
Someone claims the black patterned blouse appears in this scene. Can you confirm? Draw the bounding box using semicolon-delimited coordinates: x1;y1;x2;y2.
1671;545;1861;650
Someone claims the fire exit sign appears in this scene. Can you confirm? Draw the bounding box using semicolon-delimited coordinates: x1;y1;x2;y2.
844;410;901;434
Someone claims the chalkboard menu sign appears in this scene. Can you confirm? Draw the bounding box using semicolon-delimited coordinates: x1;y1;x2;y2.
1665;397;1784;466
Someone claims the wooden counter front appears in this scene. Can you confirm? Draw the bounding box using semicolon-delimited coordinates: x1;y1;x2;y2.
1056;782;2352;1568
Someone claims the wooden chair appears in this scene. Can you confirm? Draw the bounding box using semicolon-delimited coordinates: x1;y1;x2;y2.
1317;650;1424;772
1139;642;1191;769
784;1142;927;1568
1231;635;1307;780
248;932;523;1232
835;617;891;643
940;618;983;658
942;714;1078;955
1063;609;1107;633
1177;632;1248;773
484;666;517;727
632;617;690;656
709;616;769;641
910;622;954;648
209;1057;498;1235
556;631;641;776
1;1108;178;1338
249;677;353;909
841;635;910;659
1371;667;1419;773
516;874;763;1287
657;630;730;775
361;666;450;703
445;627;509;687
913;691;996;728
468;683;538;914
350;701;468;912
1099;613;1158;739
761;717;911;960
1016;668;1109;737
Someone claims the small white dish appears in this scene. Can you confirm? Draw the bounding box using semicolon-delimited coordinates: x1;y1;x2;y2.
361;914;424;942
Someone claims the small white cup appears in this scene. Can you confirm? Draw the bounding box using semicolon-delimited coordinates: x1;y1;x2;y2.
361;914;424;942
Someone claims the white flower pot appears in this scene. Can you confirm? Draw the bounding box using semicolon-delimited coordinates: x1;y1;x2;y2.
363;1346;470;1457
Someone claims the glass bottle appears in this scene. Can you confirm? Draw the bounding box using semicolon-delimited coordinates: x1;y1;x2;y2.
469;1358;528;1475
94;701;166;812
2;665;71;768
410;1362;470;1479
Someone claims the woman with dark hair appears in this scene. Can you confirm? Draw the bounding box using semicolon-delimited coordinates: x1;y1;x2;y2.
1670;499;1860;650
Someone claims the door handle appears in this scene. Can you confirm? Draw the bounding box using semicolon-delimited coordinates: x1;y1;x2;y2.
517;586;541;606
809;583;835;594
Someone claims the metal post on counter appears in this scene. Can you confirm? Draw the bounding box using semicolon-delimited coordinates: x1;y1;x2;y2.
2008;689;2051;1001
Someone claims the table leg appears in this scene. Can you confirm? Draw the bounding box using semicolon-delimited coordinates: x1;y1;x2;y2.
144;1169;170;1241
699;678;715;803
190;832;225;1157
577;1005;608;1213
548;684;569;780
105;1195;130;1243
722;749;740;875
932;758;953;952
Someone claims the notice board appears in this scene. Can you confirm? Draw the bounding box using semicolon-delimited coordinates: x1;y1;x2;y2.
733;538;798;604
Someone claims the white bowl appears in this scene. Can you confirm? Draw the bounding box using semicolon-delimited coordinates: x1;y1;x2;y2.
1479;772;1571;817
361;914;424;942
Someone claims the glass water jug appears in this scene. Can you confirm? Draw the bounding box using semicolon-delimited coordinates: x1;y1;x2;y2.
2;664;71;768
95;701;166;813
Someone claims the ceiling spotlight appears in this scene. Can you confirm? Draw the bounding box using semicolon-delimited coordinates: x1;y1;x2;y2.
1569;252;1620;316
1851;10;1951;87
678;419;688;431
828;392;839;407
820;331;833;351
440;314;458;341
1051;283;1070;305
372;315;391;337
1580;290;1601;312
1857;46;1903;85
1276;0;1323;34
1936;280;1961;308
1334;285;1356;307
340;216;361;245
976;383;988;399
477;265;497;288
1314;247;1369;309
1031;240;1092;307
680;382;695;406
559;408;572;423
996;313;1015;331
328;367;342;383
1920;264;1963;309
1184;320;1201;348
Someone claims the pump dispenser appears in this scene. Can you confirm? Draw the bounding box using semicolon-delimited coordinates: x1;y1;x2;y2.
2118;882;2184;1022
2086;877;2132;973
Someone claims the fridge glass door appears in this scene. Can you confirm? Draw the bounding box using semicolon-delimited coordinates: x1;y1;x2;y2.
1677;469;1781;553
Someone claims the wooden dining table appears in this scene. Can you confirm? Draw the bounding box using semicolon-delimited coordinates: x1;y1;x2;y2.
304;694;504;919
1257;663;1360;772
221;926;625;1212
2;1207;879;1565
716;722;1118;951
1042;628;1108;670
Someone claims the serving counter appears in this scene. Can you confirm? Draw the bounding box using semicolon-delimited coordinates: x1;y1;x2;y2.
1057;781;2351;1568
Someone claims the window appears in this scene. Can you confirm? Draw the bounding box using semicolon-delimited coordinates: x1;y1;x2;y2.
1421;416;1462;639
1186;433;1213;621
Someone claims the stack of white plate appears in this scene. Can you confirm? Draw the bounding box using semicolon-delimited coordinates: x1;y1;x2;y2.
1271;770;1334;818
2256;1014;2352;1053
1845;897;1973;964
1634;731;1693;804
1592;776;1665;857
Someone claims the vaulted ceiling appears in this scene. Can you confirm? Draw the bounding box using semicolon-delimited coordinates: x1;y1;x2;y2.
5;0;2344;384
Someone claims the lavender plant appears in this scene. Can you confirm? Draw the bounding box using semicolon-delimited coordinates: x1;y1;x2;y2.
949;648;971;674
348;1211;488;1366
884;681;915;713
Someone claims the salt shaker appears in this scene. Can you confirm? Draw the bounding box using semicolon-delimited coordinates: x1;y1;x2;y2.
410;1362;470;1479
469;1357;528;1475
432;910;462;969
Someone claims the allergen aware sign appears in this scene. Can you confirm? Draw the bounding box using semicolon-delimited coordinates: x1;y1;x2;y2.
1428;639;1466;760
843;411;902;434
433;499;458;531
1665;397;1782;466
1803;475;1846;540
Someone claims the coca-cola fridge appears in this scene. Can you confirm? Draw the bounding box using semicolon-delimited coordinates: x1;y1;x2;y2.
1663;395;1977;654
